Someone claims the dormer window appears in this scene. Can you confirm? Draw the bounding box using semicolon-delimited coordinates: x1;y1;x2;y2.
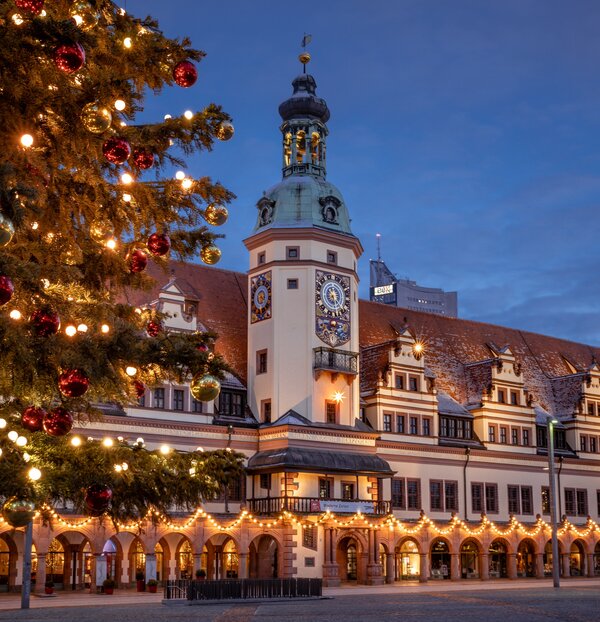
319;195;341;224
257;197;275;227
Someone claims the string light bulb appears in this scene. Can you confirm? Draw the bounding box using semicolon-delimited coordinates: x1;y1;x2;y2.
101;324;110;334
123;37;132;48
175;170;185;180
71;436;82;447
184;110;193;120
114;99;126;111
0;419;6;429
105;238;117;250
125;366;137;377
77;323;88;333
65;325;77;337
102;437;114;448
160;444;170;455
181;178;193;190
20;134;34;147
28;467;42;481
16;436;27;447
7;431;18;442
9;310;21;320
121;173;133;185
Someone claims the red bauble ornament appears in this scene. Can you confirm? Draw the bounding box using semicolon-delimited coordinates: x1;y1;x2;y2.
0;276;14;306
196;342;209;353
128;249;148;273
133;379;145;399
102;137;131;165
15;0;44;15
146;320;163;337
21;406;46;432
85;484;112;516
53;42;85;74
58;368;89;398
147;233;170;257
173;61;197;87
43;407;73;436
30;308;60;336
132;147;154;170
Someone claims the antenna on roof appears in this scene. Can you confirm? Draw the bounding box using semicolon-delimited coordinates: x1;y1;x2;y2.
376;233;382;262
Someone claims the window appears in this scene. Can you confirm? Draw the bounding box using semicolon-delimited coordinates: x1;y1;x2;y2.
191;398;202;413
541;486;550;514
567;489;589;516
260;473;271;490
286;246;299;260
471;483;483;513
485;483;498;514
498;389;506;403
591;437;597;453
287;278;298;289
407;479;421;510
500;427;507;444
430;481;443;511
173;389;184;411
422;418;431;437
138;394;145;407
303;525;317;550
445;481;458;512
396;415;405;434
409;416;418;435
153;388;165;409
325;401;337;424
588;402;596;416
580;435;587;453
256;349;268;374
597;490;600;516
225;475;245;502
565;488;576;516
511;391;519;405
342;482;354;500
409;376;419;392
326;250;338;265
394;374;404;390
522;429;530;446
508;485;520;514
392;478;405;509
488;425;496;443
218;391;244;416
577;489;588;516
440;417;472;440
511;428;519;445
319;478;333;499
262;400;271;424
521;486;533;515
383;413;392;432
258;251;266;265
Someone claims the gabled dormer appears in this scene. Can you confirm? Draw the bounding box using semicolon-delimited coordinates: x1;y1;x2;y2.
381;328;433;395
154;276;201;332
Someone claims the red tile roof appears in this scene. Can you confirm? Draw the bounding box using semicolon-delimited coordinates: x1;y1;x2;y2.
119;262;600;417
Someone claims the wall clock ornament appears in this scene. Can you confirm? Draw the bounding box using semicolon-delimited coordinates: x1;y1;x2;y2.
315;270;351;346
251;271;272;323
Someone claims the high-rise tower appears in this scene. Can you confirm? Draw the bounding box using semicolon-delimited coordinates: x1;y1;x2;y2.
244;59;363;426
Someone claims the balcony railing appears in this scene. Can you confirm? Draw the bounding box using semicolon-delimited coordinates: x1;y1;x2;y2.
248;496;390;516
313;347;359;375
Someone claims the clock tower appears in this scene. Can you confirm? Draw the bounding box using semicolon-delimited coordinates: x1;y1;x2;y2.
244;59;363;426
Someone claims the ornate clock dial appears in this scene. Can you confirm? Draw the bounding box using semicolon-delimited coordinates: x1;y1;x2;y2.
315;270;351;346
251;271;272;323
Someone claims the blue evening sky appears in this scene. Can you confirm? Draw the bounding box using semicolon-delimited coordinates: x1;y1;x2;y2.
129;1;600;346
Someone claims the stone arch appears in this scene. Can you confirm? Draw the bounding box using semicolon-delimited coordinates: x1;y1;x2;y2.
459;538;483;579
395;536;421;581
248;534;280;579
103;535;124;586
336;534;363;583
568;539;586;577
516;537;537;578
488;537;510;579
49;530;92;591
429;537;452;580
0;533;17;592
543;538;564;578
175;535;194;580
204;533;240;580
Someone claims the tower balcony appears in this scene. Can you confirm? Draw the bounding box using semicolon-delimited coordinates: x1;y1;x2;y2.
313;347;359;379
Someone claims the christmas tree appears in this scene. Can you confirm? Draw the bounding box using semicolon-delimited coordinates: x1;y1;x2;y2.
0;0;244;526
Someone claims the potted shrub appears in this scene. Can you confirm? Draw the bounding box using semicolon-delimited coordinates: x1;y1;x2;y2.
135;570;145;592
44;580;54;595
102;578;115;595
147;578;158;593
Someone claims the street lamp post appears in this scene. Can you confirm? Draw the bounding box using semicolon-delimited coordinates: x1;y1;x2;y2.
547;417;560;588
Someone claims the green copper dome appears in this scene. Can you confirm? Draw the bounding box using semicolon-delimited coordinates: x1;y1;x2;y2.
254;175;352;234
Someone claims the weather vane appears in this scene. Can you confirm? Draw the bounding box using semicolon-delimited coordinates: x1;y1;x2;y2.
299;33;312;73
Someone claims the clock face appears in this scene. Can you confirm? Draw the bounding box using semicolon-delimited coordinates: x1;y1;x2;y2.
250;271;272;323
315;270;351;346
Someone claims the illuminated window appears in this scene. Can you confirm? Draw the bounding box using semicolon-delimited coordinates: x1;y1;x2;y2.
296;130;306;163
342;482;354;500
283;132;292;166
319;477;333;499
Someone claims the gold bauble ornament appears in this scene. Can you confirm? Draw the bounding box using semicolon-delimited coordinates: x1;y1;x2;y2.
64;243;83;266
216;121;234;141
2;497;35;528
204;204;228;226
70;1;99;31
0;213;15;247
200;244;221;265
89;219;114;242
190;373;221;402
81;102;112;134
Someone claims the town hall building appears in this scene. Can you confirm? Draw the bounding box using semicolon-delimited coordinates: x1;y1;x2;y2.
2;60;600;593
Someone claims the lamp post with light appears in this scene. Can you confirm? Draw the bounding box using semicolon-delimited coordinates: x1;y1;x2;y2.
547;416;560;588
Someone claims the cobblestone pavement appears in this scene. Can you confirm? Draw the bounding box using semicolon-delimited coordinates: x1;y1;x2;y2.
1;586;600;622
